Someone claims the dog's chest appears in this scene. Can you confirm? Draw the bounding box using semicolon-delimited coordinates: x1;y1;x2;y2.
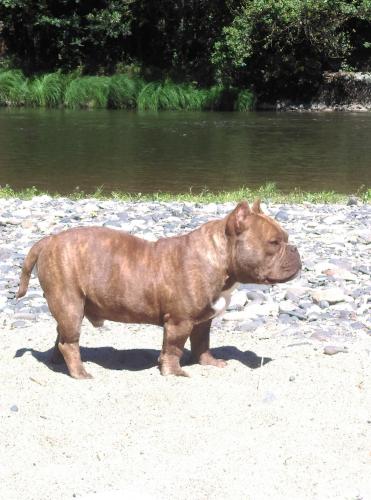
210;283;239;318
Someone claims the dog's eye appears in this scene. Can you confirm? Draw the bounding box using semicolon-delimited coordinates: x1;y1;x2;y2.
269;240;280;246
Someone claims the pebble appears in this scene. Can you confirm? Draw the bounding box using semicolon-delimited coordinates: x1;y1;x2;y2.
310;288;349;304
323;345;349;355
0;198;369;348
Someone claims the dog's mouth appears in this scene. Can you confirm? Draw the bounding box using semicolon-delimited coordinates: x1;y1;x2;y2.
264;268;301;284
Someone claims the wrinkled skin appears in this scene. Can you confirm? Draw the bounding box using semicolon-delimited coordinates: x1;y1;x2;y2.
17;200;301;379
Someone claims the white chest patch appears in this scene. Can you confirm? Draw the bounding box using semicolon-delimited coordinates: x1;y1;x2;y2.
211;283;239;318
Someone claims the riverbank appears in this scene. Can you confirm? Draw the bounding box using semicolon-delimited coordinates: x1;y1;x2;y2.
0;70;254;111
0;197;370;499
1;184;370;204
3;69;371;113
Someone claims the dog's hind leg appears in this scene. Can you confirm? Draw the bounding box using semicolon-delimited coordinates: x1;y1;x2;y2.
159;317;192;377
47;293;91;379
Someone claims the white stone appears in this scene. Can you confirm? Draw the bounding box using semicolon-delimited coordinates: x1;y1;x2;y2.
279;300;297;314
228;289;247;309
310;288;348;304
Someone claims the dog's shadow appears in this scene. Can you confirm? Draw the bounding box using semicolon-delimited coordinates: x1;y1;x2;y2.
15;345;272;375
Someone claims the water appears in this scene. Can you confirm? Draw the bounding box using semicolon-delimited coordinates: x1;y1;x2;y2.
0;108;370;194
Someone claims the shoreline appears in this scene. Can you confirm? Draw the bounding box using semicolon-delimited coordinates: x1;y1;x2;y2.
1;197;370;500
0;184;370;204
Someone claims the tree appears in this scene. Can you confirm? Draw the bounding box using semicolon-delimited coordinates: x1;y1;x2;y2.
212;0;366;100
0;0;133;73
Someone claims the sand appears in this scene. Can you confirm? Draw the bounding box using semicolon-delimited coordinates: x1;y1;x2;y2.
1;317;370;500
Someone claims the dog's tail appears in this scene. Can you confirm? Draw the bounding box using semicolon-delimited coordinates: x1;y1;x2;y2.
16;237;50;298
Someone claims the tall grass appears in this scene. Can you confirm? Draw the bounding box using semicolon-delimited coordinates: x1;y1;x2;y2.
64;76;111;108
0;69;255;111
108;74;143;109
137;81;203;111
0;70;28;105
236;89;255;111
26;72;66;107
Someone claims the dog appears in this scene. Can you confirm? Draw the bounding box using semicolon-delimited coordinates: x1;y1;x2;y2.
17;200;301;378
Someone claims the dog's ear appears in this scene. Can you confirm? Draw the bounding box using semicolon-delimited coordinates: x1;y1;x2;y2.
226;201;251;235
251;198;263;214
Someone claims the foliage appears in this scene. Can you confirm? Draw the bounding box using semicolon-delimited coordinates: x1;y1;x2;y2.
0;0;134;73
212;0;369;100
1;0;371;100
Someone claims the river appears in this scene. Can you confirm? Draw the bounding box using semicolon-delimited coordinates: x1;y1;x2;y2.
0;108;370;193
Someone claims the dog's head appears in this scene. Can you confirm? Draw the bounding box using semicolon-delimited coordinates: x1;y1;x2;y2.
225;200;301;284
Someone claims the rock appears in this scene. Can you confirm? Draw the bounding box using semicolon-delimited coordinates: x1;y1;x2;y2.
310;288;348;304
279;300;297;314
278;313;298;324
21;219;36;230
13;313;37;321
284;287;307;301
323;267;358;281
275;210;289;222
11;320;27;329
245;291;266;303
347;196;358;206
307;304;322;315
10;405;19;412
323;345;348;355
228;290;247;311
238;320;264;332
318;300;330;309
287;309;307;320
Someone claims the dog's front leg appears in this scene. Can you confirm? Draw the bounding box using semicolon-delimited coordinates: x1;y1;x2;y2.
190;320;227;368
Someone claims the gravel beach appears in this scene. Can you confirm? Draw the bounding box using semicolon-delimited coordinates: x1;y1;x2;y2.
1;197;370;500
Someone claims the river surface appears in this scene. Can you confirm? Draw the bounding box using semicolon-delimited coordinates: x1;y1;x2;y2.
0;108;370;194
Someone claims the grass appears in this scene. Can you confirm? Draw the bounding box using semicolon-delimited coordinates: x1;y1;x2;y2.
26;72;66;107
64;75;111;108
108;74;144;109
0;183;369;204
0;69;255;111
0;69;28;105
137;81;207;111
